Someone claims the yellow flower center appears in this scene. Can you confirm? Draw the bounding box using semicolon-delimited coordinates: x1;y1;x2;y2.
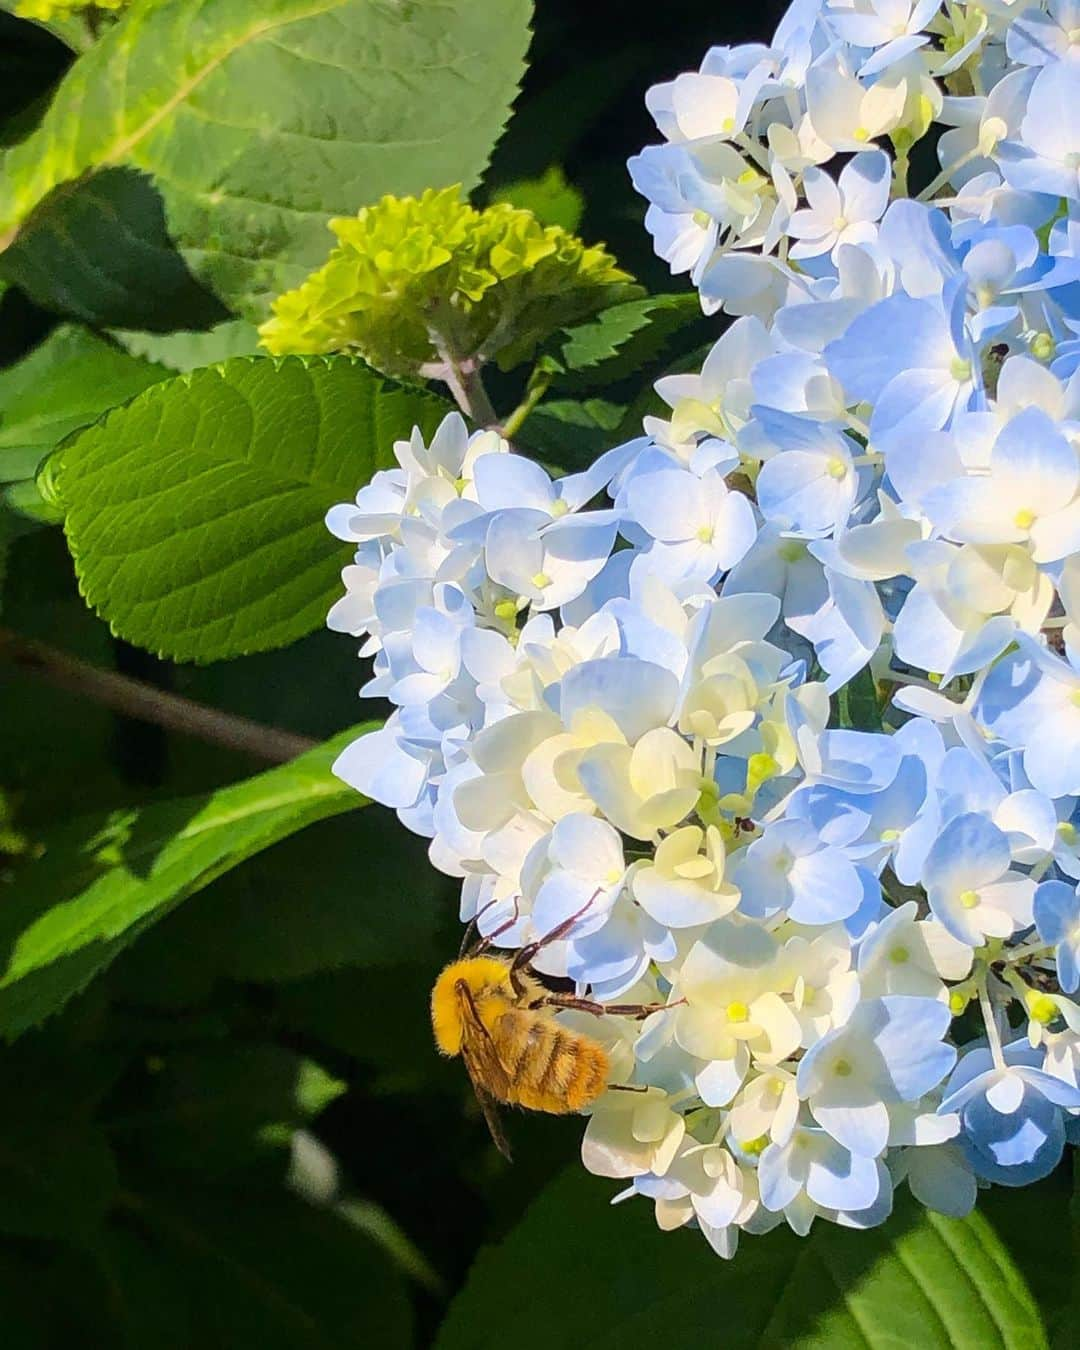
726;1001;750;1023
742;1133;770;1156
1028;993;1058;1026
960;889;980;910
889;945;910;965
1013;508;1035;530
531;572;552;590
826;456;848;480
833;1058;853;1077
950;356;973;381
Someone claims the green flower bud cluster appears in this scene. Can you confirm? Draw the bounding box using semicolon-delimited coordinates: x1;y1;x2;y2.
259;187;638;377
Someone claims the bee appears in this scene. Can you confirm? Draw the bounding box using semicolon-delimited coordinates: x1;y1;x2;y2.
431;899;661;1159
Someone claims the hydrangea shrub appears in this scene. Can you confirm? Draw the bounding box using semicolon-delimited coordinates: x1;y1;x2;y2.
325;0;1080;1255
3;0;1080;1329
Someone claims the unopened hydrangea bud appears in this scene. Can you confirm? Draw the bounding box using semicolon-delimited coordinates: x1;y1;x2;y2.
259;188;636;376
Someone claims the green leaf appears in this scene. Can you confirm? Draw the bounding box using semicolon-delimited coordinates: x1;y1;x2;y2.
104;804;456;1010
436;1170;1047;1350
518;397;626;474
979;1168;1073;1349
105;1186;413;1349
835;666;882;732
0;1115;117;1239
82;1228;199;1350
0;323;169;483
0;1246;58;1345
124;1044;346;1176
0;0;534;321
0;1024;122;1241
556;292;701;384
56;356;448;662
3;475;64;524
190;808;454;982
110;317;262;372
0;168;229;332
489;165;584;232
0;724;374;1039
337;1198;448;1297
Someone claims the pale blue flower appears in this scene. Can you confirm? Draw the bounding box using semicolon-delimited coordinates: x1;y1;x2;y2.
758;1125;886;1217
754;411;862;535
977;639;1080;799
1000;62;1080;201
733;818;868;923
797;996;956;1156
825;282;980;447
1034;879;1080;992
1008;0;1080;67
921;813;1036;947
940;1041;1080;1186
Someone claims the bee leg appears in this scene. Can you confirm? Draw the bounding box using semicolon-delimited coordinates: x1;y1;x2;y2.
540;993;674;1020
607;1083;650;1094
508;888;606;996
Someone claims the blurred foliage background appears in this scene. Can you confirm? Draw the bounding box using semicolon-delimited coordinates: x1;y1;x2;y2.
0;2;1073;1347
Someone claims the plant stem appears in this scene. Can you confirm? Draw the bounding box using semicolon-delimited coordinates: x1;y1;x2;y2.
459;362;498;427
0;627;316;764
978;973;1006;1070
426;331;498;427
1003;938;1053;965
501;364;554;439
917;146;980;202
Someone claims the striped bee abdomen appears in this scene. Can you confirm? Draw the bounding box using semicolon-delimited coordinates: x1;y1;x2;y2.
494;1009;610;1114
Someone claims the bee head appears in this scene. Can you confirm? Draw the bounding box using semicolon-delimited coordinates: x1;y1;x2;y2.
430;955;514;1055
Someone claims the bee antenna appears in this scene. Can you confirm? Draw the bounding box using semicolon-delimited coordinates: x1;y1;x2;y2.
468;894;522;956
459;897;498;958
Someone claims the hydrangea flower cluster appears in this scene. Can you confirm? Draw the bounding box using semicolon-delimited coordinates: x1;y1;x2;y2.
327;0;1080;1256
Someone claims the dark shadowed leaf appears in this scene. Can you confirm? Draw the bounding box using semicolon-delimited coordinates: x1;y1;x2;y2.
0;169;228;331
0;323;168;483
0;725;374;1038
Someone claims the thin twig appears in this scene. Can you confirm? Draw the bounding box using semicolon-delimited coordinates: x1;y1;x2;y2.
0;627;316;764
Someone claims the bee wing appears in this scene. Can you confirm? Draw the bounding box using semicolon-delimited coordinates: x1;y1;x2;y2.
471;1082;513;1162
456;983;514;1161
